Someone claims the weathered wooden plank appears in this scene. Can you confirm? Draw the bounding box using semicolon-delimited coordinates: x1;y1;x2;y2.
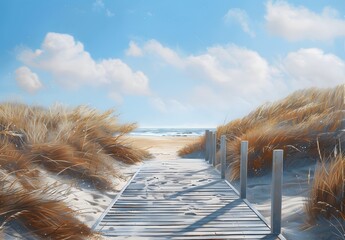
109;206;256;211
96;235;278;240
99;228;271;233
123;189;235;192
108;207;254;211
103;215;262;219
109;207;253;211
101;230;273;236
115;197;241;201
172;236;279;240
104;214;259;219
99;224;269;229
128;185;230;188
99;221;267;226
101;218;262;224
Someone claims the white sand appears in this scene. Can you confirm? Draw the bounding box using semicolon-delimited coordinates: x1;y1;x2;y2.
128;135;200;160
228;160;343;240
67;160;141;229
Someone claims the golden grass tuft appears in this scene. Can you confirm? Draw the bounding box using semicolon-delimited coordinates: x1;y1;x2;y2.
30;143;114;191
306;154;345;223
0;173;92;240
0;102;151;238
0;140;39;190
177;136;205;157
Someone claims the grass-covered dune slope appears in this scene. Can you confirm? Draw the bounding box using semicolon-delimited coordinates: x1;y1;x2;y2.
179;84;345;225
0;102;150;239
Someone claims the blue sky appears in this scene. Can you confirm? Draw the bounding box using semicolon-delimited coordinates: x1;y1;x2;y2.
1;0;345;127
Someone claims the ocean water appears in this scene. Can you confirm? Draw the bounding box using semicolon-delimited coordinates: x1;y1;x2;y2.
130;128;215;137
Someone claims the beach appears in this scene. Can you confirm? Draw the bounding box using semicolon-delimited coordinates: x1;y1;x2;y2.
4;1;345;238
128;135;200;160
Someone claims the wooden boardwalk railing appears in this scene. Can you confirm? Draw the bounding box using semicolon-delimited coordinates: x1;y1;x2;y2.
93;136;286;240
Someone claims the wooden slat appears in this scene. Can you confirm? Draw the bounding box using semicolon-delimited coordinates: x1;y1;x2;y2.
101;231;273;236
93;158;284;239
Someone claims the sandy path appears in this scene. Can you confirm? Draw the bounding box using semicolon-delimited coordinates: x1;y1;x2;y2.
84;136;198;229
127;136;199;160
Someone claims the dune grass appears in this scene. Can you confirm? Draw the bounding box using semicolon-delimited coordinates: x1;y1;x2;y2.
306;153;345;223
0;174;91;240
177;135;205;157
0;102;150;239
178;84;345;228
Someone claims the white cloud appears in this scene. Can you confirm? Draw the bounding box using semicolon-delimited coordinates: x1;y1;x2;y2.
18;32;150;96
187;45;273;90
224;8;255;37
126;41;143;57
143;40;184;67
281;48;345;88
93;0;104;9
106;9;114;17
140;40;277;96
93;0;114;18
265;0;345;41
150;97;190;113
15;66;43;93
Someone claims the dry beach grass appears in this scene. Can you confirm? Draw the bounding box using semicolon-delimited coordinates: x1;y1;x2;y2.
179;84;345;235
0;102;150;239
306;154;345;222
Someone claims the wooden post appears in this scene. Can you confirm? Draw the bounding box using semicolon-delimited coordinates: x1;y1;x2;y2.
212;131;217;166
240;141;248;199
207;131;212;163
341;119;345;151
205;130;210;162
209;131;214;164
271;149;283;235
206;131;212;163
220;135;226;179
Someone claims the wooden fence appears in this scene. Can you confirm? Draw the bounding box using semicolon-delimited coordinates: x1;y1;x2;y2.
204;130;283;235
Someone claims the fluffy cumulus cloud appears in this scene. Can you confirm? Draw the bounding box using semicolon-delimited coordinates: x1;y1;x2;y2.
128;39;286;113
135;40;279;96
265;0;345;41
18;32;150;97
143;40;184;67
224;8;255;37
15;66;43;93
282;48;345;88
187;45;272;88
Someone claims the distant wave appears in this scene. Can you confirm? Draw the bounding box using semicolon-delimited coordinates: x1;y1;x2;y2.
129;128;215;137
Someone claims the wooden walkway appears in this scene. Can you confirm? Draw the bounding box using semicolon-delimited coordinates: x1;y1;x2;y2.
93;159;284;239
